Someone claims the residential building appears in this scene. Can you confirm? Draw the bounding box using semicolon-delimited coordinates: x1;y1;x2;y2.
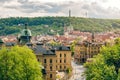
32;44;72;80
33;43;56;80
74;32;104;63
17;24;72;80
51;46;72;71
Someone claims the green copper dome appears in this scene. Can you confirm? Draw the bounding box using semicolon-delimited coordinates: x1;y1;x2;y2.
18;24;32;45
20;29;32;36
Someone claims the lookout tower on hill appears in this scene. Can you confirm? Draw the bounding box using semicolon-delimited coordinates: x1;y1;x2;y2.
64;9;74;35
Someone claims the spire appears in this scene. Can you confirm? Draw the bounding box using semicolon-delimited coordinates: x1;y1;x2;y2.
92;32;95;42
25;23;28;29
85;12;88;18
68;9;73;32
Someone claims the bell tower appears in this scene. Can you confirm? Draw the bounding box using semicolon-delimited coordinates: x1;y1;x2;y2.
18;23;32;45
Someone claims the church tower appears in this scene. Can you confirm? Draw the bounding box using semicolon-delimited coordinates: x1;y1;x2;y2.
0;38;4;47
18;23;32;45
92;32;95;42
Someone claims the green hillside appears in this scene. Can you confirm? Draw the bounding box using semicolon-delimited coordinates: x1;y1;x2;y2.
0;17;120;35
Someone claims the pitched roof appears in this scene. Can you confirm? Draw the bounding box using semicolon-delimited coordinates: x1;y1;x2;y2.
5;42;16;46
32;45;55;55
51;45;70;51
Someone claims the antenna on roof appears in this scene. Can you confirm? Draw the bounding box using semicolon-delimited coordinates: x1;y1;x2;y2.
86;12;87;18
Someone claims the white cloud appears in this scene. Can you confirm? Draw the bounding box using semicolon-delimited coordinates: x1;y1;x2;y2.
0;0;120;18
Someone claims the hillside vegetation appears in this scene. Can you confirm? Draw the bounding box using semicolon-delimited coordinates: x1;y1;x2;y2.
0;17;120;35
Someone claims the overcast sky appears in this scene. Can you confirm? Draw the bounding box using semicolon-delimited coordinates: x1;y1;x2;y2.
0;0;120;19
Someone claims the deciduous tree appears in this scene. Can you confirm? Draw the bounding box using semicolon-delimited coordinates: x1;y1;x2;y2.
0;46;43;80
84;40;120;80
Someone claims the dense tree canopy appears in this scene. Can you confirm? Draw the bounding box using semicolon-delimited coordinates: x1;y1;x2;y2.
84;39;120;80
0;46;43;80
0;17;120;35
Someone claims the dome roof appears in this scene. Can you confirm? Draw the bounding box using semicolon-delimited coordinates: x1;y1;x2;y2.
20;29;32;36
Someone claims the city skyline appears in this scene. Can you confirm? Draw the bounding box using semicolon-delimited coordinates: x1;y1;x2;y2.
0;0;120;18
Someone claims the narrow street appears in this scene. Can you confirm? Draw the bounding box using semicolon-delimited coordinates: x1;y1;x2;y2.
69;60;86;80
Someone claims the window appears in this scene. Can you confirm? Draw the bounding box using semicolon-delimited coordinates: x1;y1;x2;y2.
56;66;57;69
64;66;66;69
64;54;66;57
44;66;46;69
50;66;52;71
64;59;66;63
60;65;62;69
44;59;46;63
38;58;39;61
50;59;52;63
60;59;62;63
50;74;52;78
60;53;62;57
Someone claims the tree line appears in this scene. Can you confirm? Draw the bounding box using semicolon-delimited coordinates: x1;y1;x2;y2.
0;17;120;35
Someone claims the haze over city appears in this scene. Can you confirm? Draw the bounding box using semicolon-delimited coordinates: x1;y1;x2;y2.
0;0;120;18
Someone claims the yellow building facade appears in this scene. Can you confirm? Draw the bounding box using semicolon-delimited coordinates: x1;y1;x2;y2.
36;54;57;80
74;41;103;63
33;45;72;80
56;50;72;71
